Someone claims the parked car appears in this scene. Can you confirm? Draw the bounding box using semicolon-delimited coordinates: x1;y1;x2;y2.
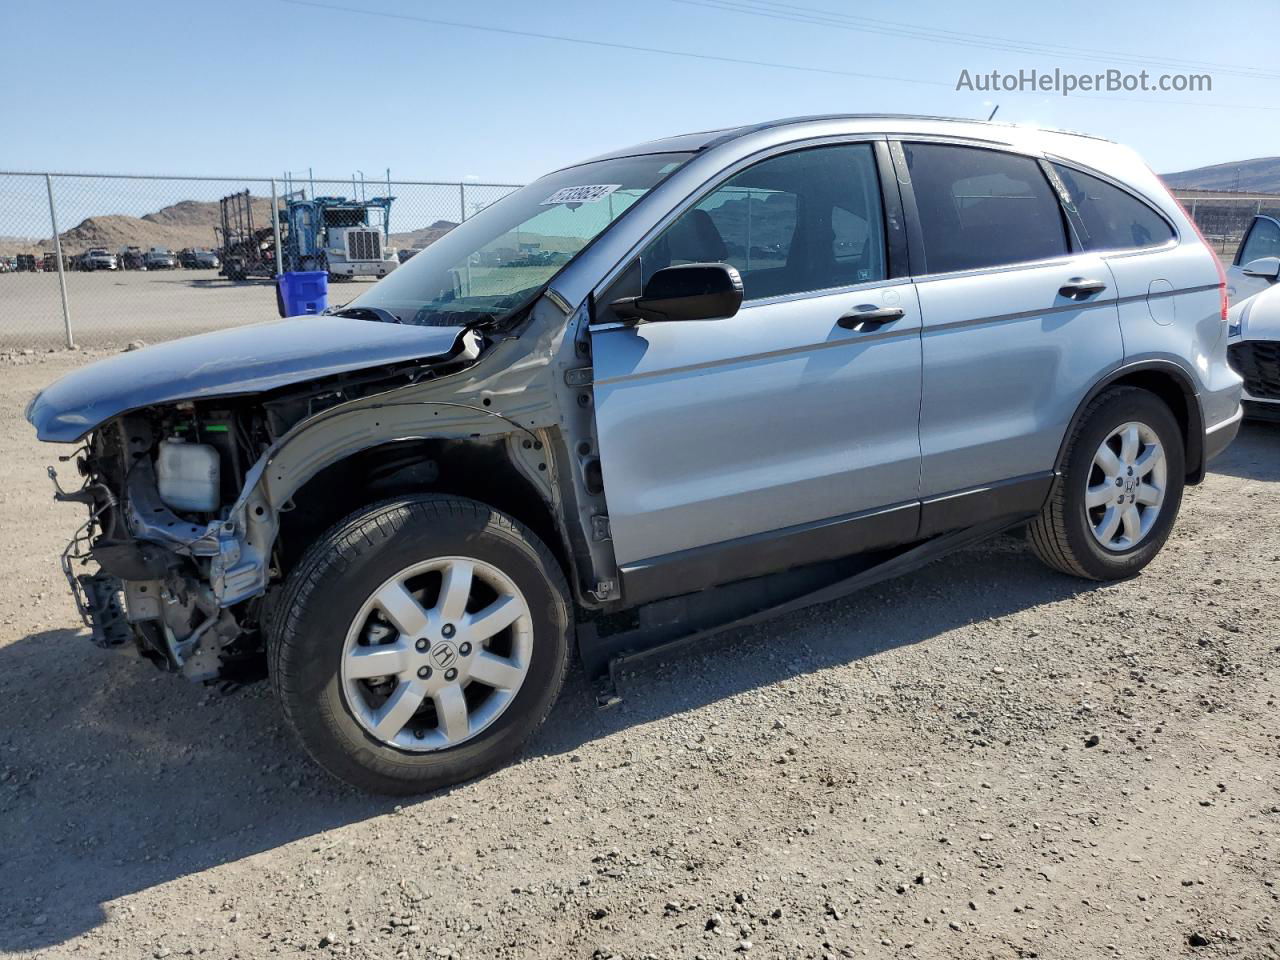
118;247;147;270
1226;214;1280;305
79;248;118;271
26;115;1243;794
15;253;39;272
181;248;220;269
144;249;177;270
1228;277;1280;421
40;252;62;272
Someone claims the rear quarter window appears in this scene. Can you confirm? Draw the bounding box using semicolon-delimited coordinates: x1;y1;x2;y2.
1051;163;1175;252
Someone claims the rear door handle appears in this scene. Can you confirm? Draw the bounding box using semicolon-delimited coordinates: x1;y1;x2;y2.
836;305;905;331
1058;277;1108;300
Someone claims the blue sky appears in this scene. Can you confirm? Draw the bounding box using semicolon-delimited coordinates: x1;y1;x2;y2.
2;0;1278;182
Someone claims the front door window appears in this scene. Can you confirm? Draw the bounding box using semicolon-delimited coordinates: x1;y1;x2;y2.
640;143;887;302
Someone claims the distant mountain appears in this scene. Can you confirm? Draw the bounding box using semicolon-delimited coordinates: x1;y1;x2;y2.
389;219;459;250
0;197;273;257
1162;157;1280;194
0;234;42;256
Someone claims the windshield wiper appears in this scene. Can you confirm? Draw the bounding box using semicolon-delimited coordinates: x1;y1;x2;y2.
329;305;403;324
408;307;498;329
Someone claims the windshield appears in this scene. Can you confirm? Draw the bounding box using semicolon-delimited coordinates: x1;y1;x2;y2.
345;152;692;326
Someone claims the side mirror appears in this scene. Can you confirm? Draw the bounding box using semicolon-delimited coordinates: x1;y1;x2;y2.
610;263;743;323
1242;256;1280;282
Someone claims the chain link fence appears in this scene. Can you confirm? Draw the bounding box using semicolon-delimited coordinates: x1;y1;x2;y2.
0;172;521;351
2;173;1279;352
1173;191;1280;259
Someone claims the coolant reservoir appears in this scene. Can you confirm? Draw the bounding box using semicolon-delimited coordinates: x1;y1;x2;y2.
156;439;221;513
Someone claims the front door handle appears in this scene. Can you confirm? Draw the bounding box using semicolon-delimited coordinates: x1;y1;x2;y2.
1058;277;1108;300
836;305;905;331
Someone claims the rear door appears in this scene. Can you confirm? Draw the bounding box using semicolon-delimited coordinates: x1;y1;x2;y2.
895;140;1124;534
589;141;924;600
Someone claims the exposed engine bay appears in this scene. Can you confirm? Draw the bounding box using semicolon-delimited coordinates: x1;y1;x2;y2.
49;331;510;682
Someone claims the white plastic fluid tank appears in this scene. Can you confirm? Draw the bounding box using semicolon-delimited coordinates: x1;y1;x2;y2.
156;439;221;513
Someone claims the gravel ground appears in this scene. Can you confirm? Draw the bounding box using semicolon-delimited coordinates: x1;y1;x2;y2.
1;349;1277;960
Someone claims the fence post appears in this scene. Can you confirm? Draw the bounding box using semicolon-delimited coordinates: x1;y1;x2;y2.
460;183;467;222
45;174;74;349
271;178;284;276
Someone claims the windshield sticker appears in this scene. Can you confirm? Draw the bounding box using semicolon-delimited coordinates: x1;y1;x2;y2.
540;184;621;205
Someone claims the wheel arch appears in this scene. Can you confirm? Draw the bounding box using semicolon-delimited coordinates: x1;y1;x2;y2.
274;435;579;596
1057;361;1206;484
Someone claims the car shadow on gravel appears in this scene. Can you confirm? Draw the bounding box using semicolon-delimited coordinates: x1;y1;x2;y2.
532;532;1110;764
1205;420;1280;482
0;627;393;953
162;277;275;289
0;533;1107;952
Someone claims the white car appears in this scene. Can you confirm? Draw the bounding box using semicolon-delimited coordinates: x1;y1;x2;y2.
80;248;118;271
1227;214;1280;305
1229;273;1280;421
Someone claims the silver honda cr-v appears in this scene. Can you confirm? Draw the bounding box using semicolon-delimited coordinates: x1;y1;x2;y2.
28;115;1243;794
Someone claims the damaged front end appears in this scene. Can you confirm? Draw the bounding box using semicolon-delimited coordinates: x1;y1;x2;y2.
52;413;263;681
32;277;616;688
30;313;484;683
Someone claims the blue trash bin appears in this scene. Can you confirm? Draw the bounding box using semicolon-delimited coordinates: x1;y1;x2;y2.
276;270;329;317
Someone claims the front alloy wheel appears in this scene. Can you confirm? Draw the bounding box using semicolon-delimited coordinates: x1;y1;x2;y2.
271;495;572;795
341;557;533;751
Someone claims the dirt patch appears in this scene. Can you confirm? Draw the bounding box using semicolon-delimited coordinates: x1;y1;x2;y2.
0;352;1277;959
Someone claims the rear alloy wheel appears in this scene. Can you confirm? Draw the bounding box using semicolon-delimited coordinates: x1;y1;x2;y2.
1083;421;1168;552
271;495;571;795
1029;386;1185;580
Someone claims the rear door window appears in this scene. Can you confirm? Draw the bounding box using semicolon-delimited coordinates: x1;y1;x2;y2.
902;143;1068;274
1051;163;1175;252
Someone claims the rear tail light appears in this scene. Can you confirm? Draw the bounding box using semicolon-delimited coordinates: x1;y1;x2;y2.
1155;171;1228;325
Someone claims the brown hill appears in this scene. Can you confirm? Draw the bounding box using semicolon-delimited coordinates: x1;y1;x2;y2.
57;213;214;254
390;219;459;250
0;196;275;257
0;235;44;257
142;197;273;232
1162;157;1280;194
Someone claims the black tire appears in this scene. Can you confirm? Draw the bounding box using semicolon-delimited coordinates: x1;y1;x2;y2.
1029;386;1185;580
269;495;572;795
